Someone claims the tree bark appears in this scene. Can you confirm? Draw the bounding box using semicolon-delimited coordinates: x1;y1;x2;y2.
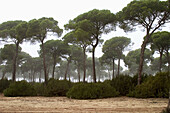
52;56;57;79
112;58;115;79
41;42;48;84
23;73;25;80
78;64;80;82
92;47;96;83
165;50;170;72
1;72;6;80
64;59;70;80
138;35;150;85
33;71;35;83
117;58;120;76
108;69;111;80
39;71;42;83
159;49;163;72
98;72;101;82
91;35;99;83
83;47;86;83
29;72;31;82
12;42;19;82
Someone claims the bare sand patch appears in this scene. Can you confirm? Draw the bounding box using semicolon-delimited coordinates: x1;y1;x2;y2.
0;94;168;113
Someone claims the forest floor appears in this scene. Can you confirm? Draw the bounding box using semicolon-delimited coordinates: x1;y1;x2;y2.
0;94;168;113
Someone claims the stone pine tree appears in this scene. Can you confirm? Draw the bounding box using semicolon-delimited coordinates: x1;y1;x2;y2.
102;36;131;76
0;21;28;81
43;39;68;78
64;20;92;82
66;9;117;83
117;0;170;85
150;31;170;72
27;17;63;84
124;48;153;75
99;54;115;79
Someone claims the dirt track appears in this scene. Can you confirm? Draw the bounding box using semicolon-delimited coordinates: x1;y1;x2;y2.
0;94;168;113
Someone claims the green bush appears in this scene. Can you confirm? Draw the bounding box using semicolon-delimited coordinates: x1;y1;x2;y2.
44;79;72;97
110;75;134;96
128;72;170;98
33;82;45;96
0;78;11;93
3;80;36;97
66;82;119;99
131;73;151;86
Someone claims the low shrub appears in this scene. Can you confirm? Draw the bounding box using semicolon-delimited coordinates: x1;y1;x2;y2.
110;75;134;96
131;73;151;86
3;80;36;97
66;82;119;99
44;79;73;97
0;78;11;93
33;82;45;96
128;72;170;98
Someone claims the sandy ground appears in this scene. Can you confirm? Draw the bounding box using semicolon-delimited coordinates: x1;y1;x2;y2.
0;94;168;113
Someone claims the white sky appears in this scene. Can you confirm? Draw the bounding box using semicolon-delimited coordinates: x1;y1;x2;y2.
0;0;169;59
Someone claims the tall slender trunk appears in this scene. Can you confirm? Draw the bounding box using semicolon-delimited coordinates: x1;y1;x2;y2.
29;72;31;82
52;56;57;79
117;58;120;76
42;42;48;84
64;59;70;80
33;71;35;83
159;49;163;72
39;71;42;83
92;47;96;83
83;47;86;83
23;73;25;80
98;72;101;82
1;72;6;80
78;64;80;82
91;35;99;83
68;67;70;82
138;34;150;85
112;58;115;79
166;50;170;72
108;69;111;80
12;42;19;82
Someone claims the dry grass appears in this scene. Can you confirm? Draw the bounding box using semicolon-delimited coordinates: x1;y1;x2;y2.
0;94;168;113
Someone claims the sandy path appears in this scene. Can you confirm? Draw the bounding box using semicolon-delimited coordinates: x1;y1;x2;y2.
0;94;168;113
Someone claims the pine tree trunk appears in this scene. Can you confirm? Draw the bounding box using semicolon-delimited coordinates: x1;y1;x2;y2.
108;70;111;80
78;64;80;82
117;58;120;76
64;59;70;80
138;35;149;85
83;47;86;83
29;72;31;82
92;47;96;83
33;71;35;83
39;71;42;83
159;49;163;72
112;58;115;79
68;67;70;82
12;42;19;82
41;42;48;84
166;50;170;72
52;56;57;79
1;72;6;80
23;73;25;80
